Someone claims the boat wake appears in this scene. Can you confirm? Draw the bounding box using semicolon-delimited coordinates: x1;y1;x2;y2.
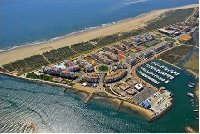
123;0;148;5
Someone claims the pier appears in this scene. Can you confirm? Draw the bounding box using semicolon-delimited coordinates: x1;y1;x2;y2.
84;93;94;104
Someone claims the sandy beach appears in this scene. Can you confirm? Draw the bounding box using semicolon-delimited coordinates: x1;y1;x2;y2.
73;83;154;119
0;4;198;66
122;101;154;119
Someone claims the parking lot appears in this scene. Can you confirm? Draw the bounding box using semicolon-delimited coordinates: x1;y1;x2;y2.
145;90;172;114
132;87;157;104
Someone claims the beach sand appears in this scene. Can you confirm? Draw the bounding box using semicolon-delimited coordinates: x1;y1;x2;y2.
73;83;97;94
73;83;154;119
0;4;198;66
122;101;154;119
92;95;154;119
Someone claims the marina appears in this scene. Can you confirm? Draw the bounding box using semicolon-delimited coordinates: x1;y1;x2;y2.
136;59;199;131
137;70;160;84
0;62;198;132
137;60;181;86
0;1;198;132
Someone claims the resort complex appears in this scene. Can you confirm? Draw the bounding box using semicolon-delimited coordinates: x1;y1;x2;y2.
0;6;199;125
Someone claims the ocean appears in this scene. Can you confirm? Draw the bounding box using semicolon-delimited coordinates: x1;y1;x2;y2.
0;0;198;50
0;0;199;132
0;59;198;132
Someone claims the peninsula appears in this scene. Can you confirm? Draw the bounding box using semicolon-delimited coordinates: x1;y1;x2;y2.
0;4;199;123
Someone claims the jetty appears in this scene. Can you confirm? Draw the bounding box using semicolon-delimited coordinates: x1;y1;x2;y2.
84;93;94;104
0;6;198;126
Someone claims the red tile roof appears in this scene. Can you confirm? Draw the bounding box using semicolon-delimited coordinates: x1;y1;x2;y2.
118;53;126;59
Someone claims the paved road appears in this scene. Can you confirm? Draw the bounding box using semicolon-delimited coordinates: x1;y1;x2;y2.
97;72;105;91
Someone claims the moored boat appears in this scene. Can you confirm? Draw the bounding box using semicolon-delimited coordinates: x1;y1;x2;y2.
188;82;195;88
187;92;194;98
164;80;169;84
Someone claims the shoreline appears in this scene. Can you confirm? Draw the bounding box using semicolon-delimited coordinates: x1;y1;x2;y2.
0;3;199;132
0;4;198;66
0;71;154;120
185;126;198;133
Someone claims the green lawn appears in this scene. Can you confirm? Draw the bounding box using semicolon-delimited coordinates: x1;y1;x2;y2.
98;65;109;72
164;37;176;43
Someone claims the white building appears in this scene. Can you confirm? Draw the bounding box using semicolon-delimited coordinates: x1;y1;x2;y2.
135;83;144;91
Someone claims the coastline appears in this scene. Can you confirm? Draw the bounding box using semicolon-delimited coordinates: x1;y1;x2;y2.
0;2;199;132
0;71;154;120
0;4;198;66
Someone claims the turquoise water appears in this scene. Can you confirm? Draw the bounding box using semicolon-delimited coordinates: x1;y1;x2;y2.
0;59;199;132
0;0;198;50
137;59;199;131
0;0;199;132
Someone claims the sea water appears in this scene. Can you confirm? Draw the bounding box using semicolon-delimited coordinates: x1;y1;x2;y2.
0;0;198;50
0;0;199;132
0;59;198;132
136;59;199;132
